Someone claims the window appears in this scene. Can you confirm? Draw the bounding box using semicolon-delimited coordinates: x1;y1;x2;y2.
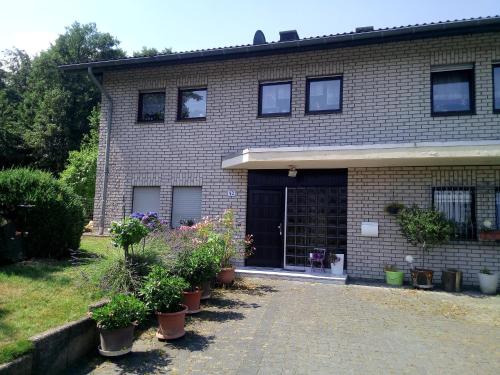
171;187;202;228
258;82;291;116
137;92;165;122
431;67;474;115
133;187;160;214
433;187;476;240
494;65;500;113
178;89;207;120
496;189;500;229
306;77;342;114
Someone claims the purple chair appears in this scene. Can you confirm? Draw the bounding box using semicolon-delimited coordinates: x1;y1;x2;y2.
309;248;326;272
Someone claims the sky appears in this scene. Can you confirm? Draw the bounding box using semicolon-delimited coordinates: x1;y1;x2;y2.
0;0;499;57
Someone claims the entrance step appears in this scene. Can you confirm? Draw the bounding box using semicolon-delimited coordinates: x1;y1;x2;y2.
235;267;347;285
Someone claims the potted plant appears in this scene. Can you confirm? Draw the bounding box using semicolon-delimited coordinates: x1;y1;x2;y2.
384;202;405;216
89;294;147;357
397;205;454;289
384;265;404;286
479;219;500;241
478;267;499;295
330;252;344;275
195;239;222;300
140;266;189;340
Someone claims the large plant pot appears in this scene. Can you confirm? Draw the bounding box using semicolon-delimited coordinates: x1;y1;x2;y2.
410;268;434;289
385;270;404;286
98;325;135;357
182;288;202;314
478;272;499;295
200;280;212;300
442;269;462;292
155;305;188;340
217;267;235;285
479;231;500;241
330;254;344;276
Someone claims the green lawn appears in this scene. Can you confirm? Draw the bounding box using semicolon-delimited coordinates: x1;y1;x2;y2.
0;235;111;364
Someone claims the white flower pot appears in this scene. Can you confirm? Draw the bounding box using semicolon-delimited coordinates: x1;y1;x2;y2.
478;272;499;295
330;254;344;276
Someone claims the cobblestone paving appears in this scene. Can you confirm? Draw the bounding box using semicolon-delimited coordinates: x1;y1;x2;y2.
71;279;500;375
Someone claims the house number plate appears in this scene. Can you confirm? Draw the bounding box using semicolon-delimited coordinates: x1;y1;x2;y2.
227;190;236;197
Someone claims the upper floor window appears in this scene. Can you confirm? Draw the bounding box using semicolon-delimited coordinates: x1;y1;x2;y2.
178;88;207;120
433;187;476;240
431;66;474;116
138;92;165;122
259;81;291;116
494;64;500;113
306;77;342;114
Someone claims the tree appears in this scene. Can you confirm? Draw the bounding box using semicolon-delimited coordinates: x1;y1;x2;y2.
19;22;125;172
132;46;172;57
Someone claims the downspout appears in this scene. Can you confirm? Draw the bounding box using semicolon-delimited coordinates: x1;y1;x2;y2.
87;67;113;235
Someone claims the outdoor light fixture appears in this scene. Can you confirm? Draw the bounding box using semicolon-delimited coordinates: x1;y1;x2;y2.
288;166;297;178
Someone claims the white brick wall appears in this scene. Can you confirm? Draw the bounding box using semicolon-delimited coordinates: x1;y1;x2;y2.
93;32;500;284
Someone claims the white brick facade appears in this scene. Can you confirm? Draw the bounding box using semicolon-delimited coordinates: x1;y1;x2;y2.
93;32;500;285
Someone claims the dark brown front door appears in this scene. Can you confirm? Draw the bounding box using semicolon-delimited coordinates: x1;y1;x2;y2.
245;189;284;267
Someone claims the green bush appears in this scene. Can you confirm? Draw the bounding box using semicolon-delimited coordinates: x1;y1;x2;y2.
172;243;221;289
0;168;84;258
140;266;188;313
110;218;149;259
90;294;148;330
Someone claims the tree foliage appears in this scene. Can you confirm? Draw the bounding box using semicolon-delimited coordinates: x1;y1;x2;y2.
132;46;172;57
0;22;125;172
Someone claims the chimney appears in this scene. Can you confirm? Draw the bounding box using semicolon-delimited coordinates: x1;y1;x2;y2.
355;26;374;33
279;30;299;42
253;30;267;45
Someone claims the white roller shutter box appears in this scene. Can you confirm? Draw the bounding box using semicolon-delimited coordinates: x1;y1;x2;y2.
172;187;202;227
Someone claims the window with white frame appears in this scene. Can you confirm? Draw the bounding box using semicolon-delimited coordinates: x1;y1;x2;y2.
171;187;202;228
133;187;160;214
433;187;476;240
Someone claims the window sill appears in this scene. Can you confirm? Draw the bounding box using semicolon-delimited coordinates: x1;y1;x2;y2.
176;117;207;122
431;111;475;117
305;110;342;115
257;113;291;118
136;121;165;124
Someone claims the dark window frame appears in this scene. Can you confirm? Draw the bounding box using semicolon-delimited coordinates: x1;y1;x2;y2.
493;64;500;114
305;76;343;115
258;81;292;118
432;186;477;241
177;87;208;121
430;68;475;117
137;91;166;123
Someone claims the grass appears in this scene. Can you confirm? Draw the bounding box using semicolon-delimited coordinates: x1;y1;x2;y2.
0;235;111;365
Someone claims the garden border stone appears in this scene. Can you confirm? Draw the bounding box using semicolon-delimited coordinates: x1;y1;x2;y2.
0;300;107;375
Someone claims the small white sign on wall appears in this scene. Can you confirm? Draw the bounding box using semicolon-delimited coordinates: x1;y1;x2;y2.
227;190;236;197
361;222;379;237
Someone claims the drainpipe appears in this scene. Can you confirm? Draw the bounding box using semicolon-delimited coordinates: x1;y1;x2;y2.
87;67;113;235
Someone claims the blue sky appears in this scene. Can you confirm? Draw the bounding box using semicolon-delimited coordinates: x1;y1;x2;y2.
1;0;499;56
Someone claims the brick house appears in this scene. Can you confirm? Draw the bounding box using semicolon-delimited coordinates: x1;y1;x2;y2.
61;17;500;286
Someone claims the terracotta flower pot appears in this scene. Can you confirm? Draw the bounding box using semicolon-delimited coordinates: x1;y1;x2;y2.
479;231;500;241
217;267;235;285
410;268;434;289
182;288;202;314
200;280;212;300
155;304;188;340
98;325;135;357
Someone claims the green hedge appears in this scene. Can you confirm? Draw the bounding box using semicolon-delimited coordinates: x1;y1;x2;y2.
0;168;84;259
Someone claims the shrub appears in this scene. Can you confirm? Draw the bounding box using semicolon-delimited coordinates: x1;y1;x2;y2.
90;294;148;330
0;168;84;258
140;266;188;313
172;243;221;289
397;205;453;267
110;218;149;259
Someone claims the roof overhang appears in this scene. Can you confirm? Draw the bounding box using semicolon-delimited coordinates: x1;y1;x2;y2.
59;17;500;73
221;141;500;169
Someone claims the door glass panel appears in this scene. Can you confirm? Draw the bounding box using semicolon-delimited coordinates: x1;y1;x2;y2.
285;187;347;270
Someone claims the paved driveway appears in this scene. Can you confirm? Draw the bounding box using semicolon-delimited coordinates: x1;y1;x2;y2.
72;278;500;375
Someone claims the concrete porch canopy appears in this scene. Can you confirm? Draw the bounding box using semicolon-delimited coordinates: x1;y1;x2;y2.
221;141;500;169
